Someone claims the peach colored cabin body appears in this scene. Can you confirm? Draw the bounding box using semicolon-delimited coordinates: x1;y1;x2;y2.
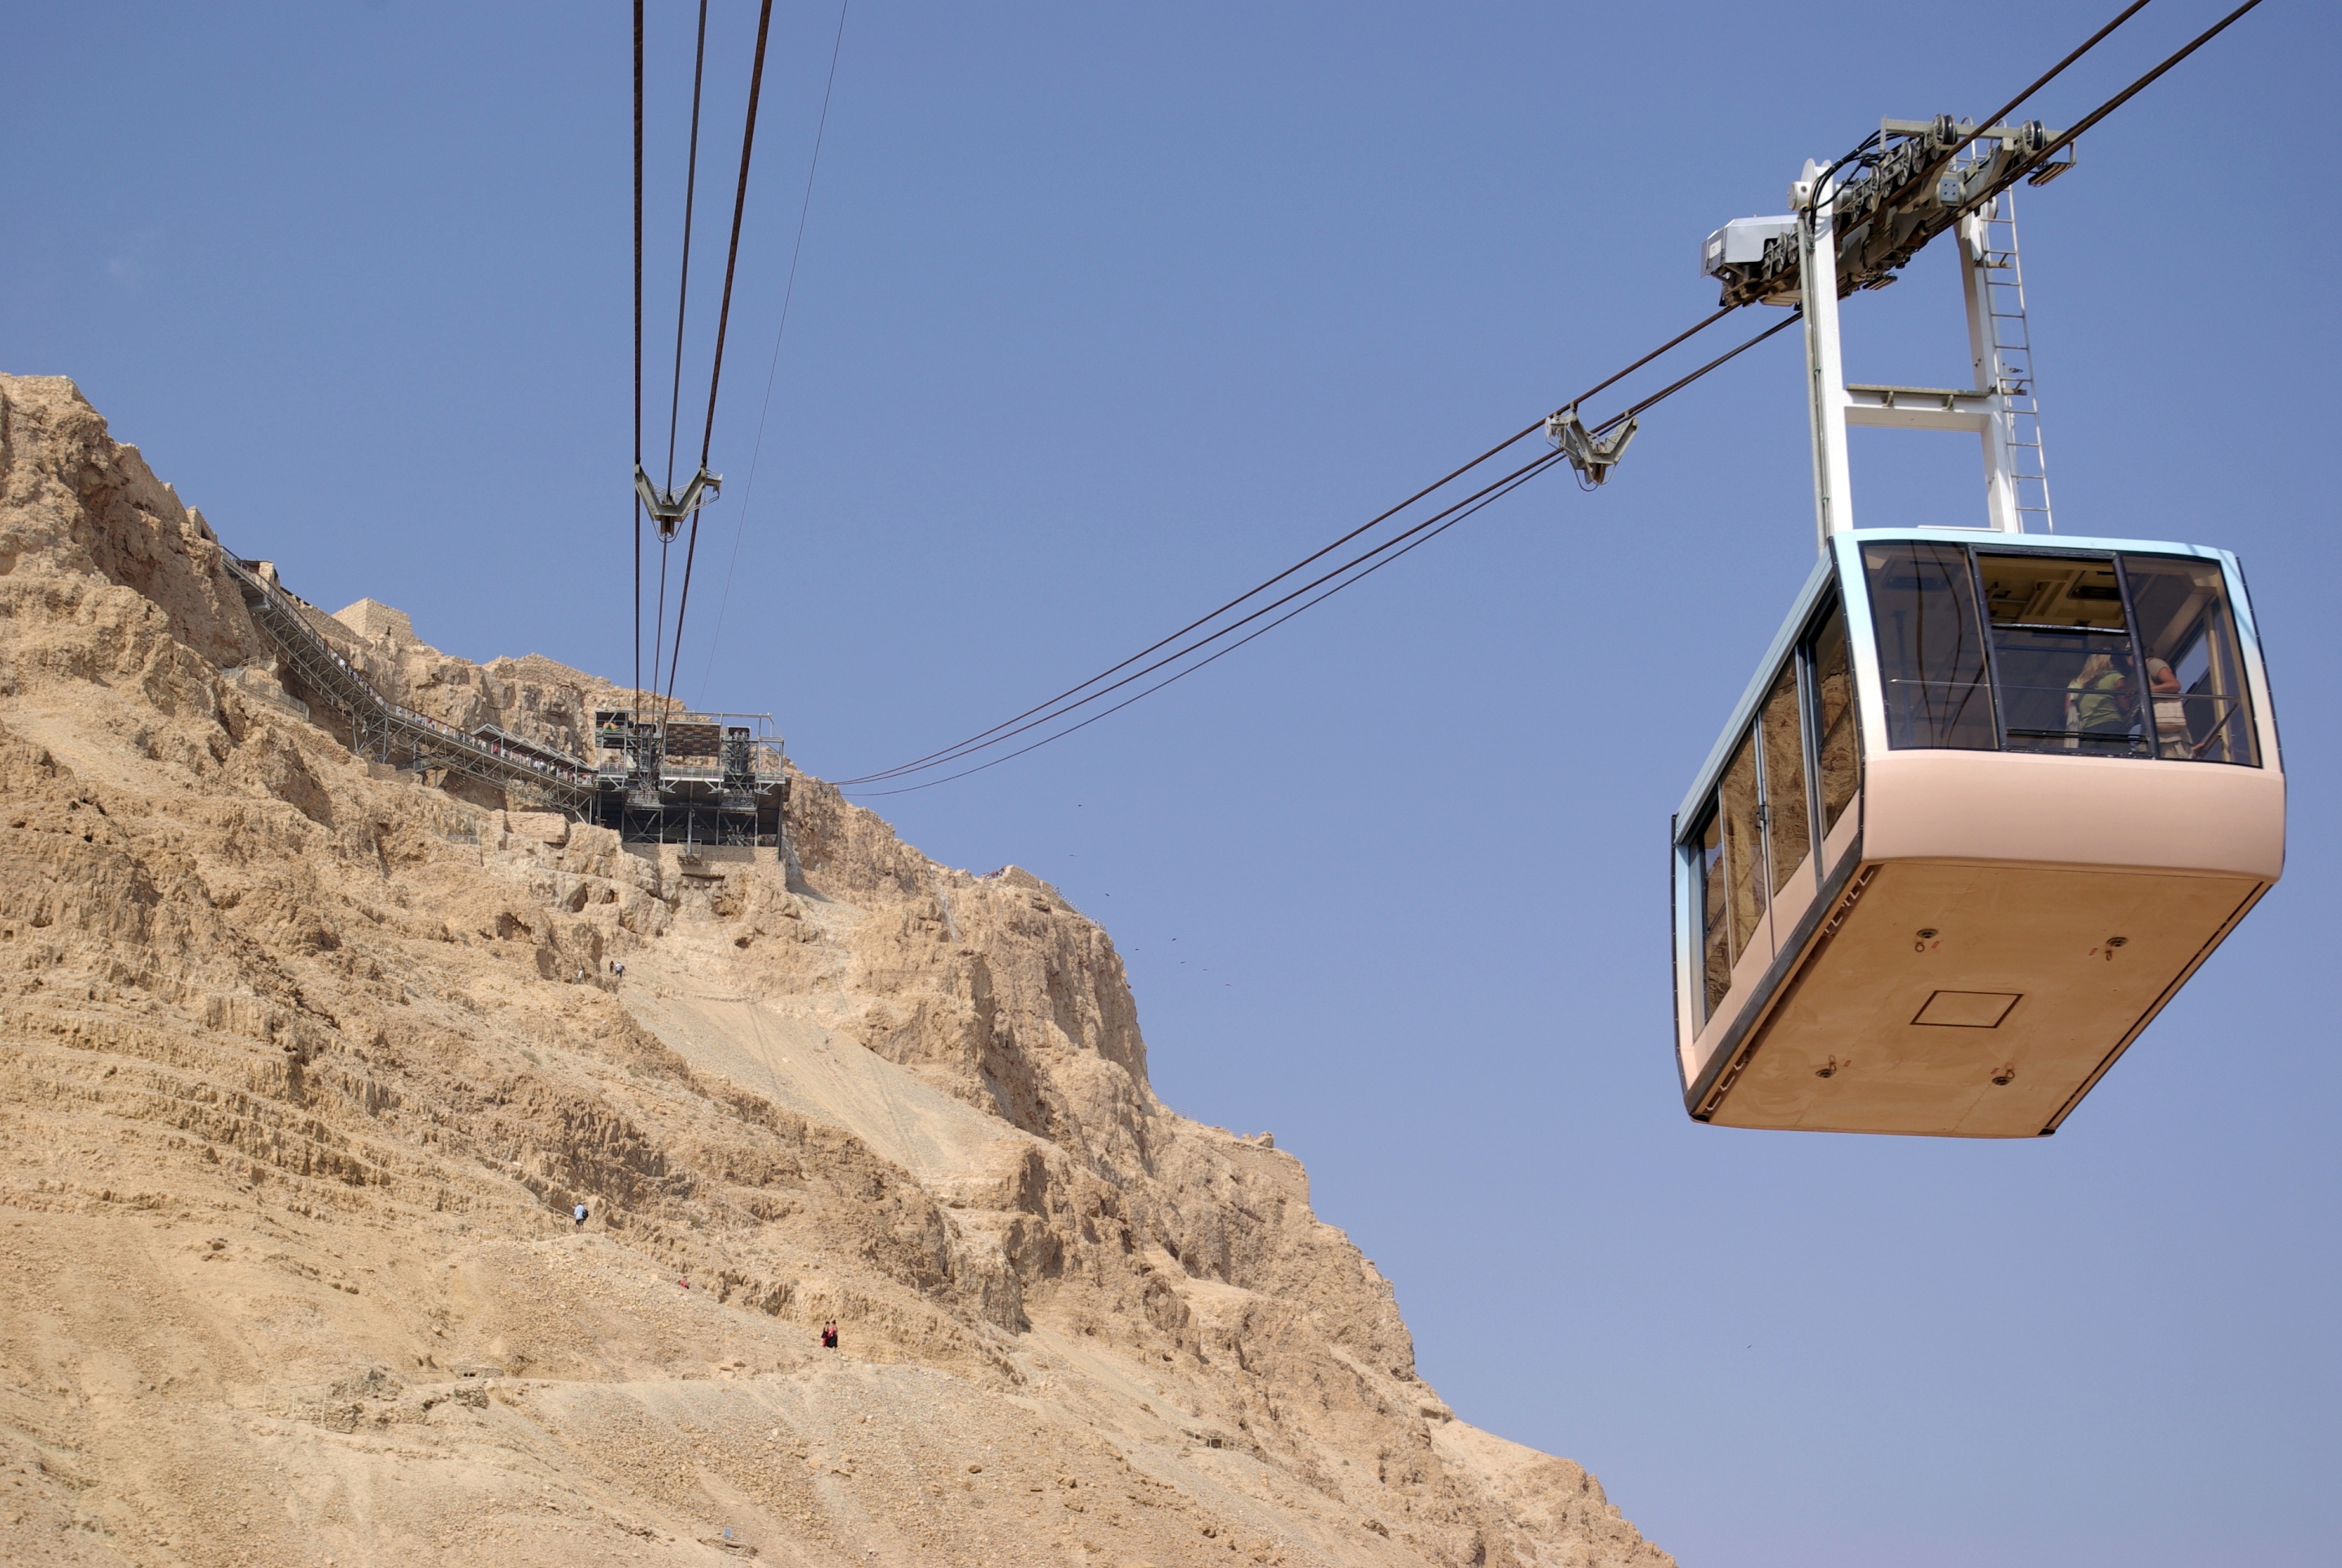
1673;529;2283;1137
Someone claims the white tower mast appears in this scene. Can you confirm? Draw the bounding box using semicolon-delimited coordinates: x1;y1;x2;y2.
1792;128;2061;551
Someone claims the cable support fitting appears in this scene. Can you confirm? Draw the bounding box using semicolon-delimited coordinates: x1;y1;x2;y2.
635;464;722;538
1546;406;1637;486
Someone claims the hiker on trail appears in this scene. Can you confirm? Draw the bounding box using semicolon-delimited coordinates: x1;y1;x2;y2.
572;1203;589;1230
821;1322;838;1350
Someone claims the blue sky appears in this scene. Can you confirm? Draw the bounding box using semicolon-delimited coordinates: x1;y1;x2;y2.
7;4;2336;1562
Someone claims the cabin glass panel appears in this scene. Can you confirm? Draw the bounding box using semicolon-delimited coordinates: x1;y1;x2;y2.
1859;542;2260;767
1977;554;2145;756
1719;733;1765;965
1690;730;1769;1026
2122;554;2259;765
1862;542;1996;750
1808;603;1860;834
1696;812;1729;1023
1758;664;1810;892
1694;621;1846;1026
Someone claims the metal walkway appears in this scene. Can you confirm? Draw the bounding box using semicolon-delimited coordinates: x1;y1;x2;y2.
224;556;594;813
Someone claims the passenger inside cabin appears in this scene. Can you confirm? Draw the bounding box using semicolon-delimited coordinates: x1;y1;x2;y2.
2067;653;2181;750
2148;656;2188;756
2067;653;2131;743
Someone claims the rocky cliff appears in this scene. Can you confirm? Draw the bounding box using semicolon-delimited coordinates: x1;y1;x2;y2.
0;373;1673;1568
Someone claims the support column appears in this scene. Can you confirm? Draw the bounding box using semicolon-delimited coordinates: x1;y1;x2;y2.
1800;177;1856;552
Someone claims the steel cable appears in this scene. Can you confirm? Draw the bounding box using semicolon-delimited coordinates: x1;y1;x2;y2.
633;0;645;709
1974;0;2156;132
698;0;851;697
836;305;1748;786
647;0;711;708
2012;0;2266;180
694;0;777;482
848;451;1573;797
838;311;1803;791
650;542;671;721
1801;0;2160;231
663;0;777;718
819;0;2261;794
836;0;2261;794
1609;309;1802;427
841;447;1578;786
664;0;711;494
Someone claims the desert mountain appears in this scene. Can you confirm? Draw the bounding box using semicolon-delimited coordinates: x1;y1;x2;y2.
0;372;1673;1568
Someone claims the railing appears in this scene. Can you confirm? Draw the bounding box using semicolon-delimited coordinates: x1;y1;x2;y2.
223;556;595;812
1880;675;2251;761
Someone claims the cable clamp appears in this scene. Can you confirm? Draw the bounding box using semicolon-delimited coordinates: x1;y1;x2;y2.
634;465;723;539
1545;407;1638;486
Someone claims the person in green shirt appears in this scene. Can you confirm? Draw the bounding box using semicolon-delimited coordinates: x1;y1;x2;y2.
2069;653;2139;745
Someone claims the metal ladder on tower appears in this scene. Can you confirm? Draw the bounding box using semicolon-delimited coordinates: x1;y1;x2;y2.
1971;191;2054;533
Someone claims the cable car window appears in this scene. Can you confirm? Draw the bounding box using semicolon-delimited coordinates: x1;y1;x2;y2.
2121;554;2260;766
1862;543;1996;750
1977;554;2147;756
1696;811;1730;1022
1758;663;1809;893
1806;603;1860;835
1719;730;1765;967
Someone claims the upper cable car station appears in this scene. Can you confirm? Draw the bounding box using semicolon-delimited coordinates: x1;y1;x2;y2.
1668;115;2284;1137
590;708;788;853
224;554;789;857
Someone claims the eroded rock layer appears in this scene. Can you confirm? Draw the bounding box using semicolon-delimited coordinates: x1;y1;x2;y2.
0;373;1672;1568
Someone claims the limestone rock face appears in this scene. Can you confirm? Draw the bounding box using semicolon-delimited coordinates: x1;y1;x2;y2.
0;372;1674;1567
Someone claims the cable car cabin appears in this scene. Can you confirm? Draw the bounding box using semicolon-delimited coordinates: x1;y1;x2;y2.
1672;529;2283;1137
